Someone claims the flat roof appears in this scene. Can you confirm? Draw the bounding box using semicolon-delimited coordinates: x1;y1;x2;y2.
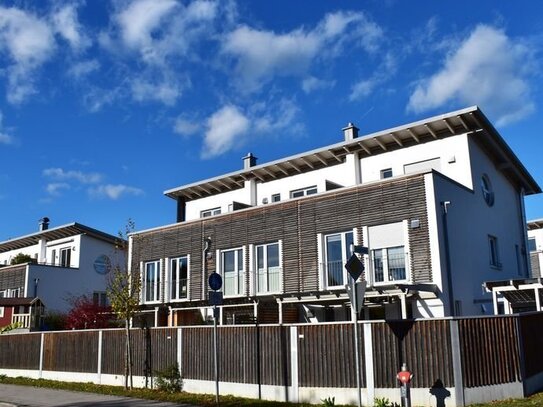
165;106;540;201
0;223;121;253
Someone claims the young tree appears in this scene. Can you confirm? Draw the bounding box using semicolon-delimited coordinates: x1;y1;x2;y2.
107;219;141;390
11;253;34;265
64;294;111;330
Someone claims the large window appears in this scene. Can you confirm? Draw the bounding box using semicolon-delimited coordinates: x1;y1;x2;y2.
489;235;500;268
324;231;353;288
528;238;537;252
290;186;317;198
256;242;281;294
221;248;244;296
201;207;221;218
60;247;71;267
372;246;406;283
144;260;161;303
170;256;189;300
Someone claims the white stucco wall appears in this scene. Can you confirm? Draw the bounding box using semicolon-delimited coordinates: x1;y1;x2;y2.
429;136;528;317
185;185;251;221
528;227;543;277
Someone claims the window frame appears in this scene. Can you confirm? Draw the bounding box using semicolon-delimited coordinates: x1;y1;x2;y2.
488;235;501;269
380;168;393;179
219;247;245;297
371;246;407;284
481;174;495;207
59;247;71;267
200;207;221;218
255;242;281;294
290;185;318;199
169;255;190;302
143;260;161;303
528;237;537;252
271;193;281;203
323;230;354;289
0;306;3;318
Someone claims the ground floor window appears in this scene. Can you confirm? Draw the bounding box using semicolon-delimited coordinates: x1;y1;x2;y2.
324;231;354;288
372;246;406;283
144;260;161;303
221;248;244;296
256;242;280;293
170;256;189;300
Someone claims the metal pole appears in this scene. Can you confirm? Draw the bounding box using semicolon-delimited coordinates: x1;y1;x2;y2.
351;245;362;407
213;305;219;405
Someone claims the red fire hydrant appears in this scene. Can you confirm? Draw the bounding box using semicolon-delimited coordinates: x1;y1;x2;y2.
397;363;413;407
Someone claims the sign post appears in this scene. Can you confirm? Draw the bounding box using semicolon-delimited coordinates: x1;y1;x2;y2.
345;244;367;407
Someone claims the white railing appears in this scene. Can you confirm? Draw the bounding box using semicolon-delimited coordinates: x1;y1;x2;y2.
12;313;31;328
257;266;281;293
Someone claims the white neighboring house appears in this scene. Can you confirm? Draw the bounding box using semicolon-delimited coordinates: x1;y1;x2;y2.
0;218;124;328
528;219;543;278
130;106;540;326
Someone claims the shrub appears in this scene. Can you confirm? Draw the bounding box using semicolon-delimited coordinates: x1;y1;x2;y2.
154;363;182;393
321;396;335;406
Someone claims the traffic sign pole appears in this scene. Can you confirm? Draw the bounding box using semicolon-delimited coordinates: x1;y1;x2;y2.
348;244;363;407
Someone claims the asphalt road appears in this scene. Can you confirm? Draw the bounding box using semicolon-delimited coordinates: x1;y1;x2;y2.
0;384;195;407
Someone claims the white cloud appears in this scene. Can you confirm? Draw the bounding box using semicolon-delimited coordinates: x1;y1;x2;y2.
350;52;397;101
407;25;536;126
67;59;100;79
46;182;70;196
0;6;55;103
301;76;335;94
0;111;14;145
198;98;302;158
88;184;144;200
43;167;103;184
174;117;200;136
222;11;383;92
131;77;182;106
51;4;90;51
202;105;249;158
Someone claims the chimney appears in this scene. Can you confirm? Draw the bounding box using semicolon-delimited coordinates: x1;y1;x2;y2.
243;152;257;169
39;217;50;231
342;122;359;141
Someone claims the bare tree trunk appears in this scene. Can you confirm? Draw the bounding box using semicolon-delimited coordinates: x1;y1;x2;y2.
127;318;134;390
124;319;129;389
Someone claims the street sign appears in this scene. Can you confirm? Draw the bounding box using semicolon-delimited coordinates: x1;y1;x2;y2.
208;272;222;291
209;290;223;306
345;253;365;281
346;282;366;313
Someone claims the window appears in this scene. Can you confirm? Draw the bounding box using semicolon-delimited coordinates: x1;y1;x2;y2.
380;168;393;179
290;186;317;198
201;207;221;218
481;174;494;206
489;235;500;268
51;249;56;266
144;260;161;302
0;290;5;298
60;247;71;267
528;238;537;252
324;231;353;288
93;291;108;307
221;248;244;296
256;242;281;294
372;246;406;283
0;307;3;318
170;256;189;300
271;193;281;203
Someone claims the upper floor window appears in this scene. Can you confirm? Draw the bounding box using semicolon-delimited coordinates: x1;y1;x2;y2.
528;237;537;252
201;207;221;218
489;235;501;268
380;168;393;179
93;291;108;307
256;242;281;294
324;231;353;288
290;186;317;199
221;248;244;296
271;193;281;203
372;246;407;283
170;256;189;301
60;247;71;267
144;260;161;303
481;174;494;207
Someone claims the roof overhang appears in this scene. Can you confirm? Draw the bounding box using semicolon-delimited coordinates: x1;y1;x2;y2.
0;223;121;253
528;219;543;231
165;106;540;201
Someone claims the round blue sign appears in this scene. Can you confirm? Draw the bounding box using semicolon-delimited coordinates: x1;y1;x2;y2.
208;272;222;291
93;255;112;275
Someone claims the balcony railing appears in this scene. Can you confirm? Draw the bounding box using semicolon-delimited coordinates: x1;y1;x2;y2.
12;313;32;328
373;251;408;283
257;266;281;294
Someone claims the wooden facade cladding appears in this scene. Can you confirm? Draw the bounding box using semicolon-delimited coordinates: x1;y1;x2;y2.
0;264;26;292
530;252;540;278
132;174;432;303
0;331;40;369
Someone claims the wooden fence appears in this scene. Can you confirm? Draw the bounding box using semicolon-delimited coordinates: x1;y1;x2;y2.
1;313;543;405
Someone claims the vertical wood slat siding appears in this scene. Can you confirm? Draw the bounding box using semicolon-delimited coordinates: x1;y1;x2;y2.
459;317;521;387
0;333;41;369
43;331;98;373
518;312;543;378
133;175;432;302
530;253;541;278
0;264;27;291
298;323;364;388
372;320;453;388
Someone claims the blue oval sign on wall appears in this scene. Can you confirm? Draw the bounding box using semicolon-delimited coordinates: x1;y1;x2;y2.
94;255;112;275
208;272;222;291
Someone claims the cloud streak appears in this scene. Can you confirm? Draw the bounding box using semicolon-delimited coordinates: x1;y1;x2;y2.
88;184;144;200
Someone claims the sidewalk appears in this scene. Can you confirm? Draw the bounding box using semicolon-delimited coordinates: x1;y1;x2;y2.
0;384;194;407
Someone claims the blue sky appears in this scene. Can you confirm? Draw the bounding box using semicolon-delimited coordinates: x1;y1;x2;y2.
0;0;542;240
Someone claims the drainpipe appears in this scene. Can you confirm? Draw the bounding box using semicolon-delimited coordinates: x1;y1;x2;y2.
441;201;455;316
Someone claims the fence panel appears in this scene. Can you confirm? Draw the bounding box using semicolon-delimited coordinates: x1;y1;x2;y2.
43;331;98;373
0;332;41;370
517;312;543;379
298;323;362;388
181;326;214;381
458;316;521;387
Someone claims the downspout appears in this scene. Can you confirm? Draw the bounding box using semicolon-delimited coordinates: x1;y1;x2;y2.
441;201;455;316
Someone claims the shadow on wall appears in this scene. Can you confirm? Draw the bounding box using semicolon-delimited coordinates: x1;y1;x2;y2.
429;379;451;407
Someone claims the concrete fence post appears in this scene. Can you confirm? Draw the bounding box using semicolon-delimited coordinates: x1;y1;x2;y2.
363;322;375;405
450;319;465;407
290;326;299;403
39;332;44;379
177;328;183;378
97;330;103;384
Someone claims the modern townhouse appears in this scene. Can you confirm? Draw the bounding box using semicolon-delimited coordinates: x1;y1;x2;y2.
0;218;124;330
129;106;540;326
